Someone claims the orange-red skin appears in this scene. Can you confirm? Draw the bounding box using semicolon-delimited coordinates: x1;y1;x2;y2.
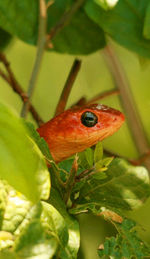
37;104;125;163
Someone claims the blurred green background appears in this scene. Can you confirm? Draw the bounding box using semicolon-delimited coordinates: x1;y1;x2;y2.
1;39;150;258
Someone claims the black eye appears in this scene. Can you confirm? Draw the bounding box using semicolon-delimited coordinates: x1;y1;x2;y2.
81;111;98;127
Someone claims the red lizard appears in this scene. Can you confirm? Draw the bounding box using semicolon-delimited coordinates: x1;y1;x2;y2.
37;104;125;163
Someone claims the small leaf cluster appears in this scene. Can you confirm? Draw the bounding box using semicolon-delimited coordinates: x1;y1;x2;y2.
0;102;150;258
0;0;150;58
98;219;150;259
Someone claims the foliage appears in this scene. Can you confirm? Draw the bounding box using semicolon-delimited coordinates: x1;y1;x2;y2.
0;0;150;57
0;0;150;258
0;104;150;258
98;218;150;259
0;103;50;203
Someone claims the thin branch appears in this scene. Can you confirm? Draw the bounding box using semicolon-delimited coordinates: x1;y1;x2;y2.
0;52;21;87
102;44;150;172
63;154;78;204
0;56;43;126
104;148;150;167
130;150;150;166
0;68;10;82
86;89;120;105
21;0;47;118
71;97;87;108
71;89;119;108
103;148;136;164
47;0;85;44
46;0;54;9
55;59;81;116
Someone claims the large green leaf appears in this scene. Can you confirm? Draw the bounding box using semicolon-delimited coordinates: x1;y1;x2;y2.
50;7;106;54
49;188;80;259
0;184;70;259
0;102;50;202
0;0;38;43
14;202;68;259
70;158;150;214
15;219;57;259
26;122;53;162
0;183;31;235
0;183;32;251
85;0;150;58
0;0;105;54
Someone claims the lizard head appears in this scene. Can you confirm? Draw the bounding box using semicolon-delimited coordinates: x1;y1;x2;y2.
37;104;125;162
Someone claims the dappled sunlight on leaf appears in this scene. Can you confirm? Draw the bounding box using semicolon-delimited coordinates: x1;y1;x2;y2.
0;103;50;202
70;158;150;214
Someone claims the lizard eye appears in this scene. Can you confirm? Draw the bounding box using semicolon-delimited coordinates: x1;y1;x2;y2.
81;111;98;127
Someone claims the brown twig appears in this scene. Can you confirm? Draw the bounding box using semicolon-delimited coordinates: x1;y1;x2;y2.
47;0;85;45
86;89;120;105
21;0;47;118
55;59;81;116
46;0;54;9
130;150;150;166
0;55;43;125
103;148;137;165
103;44;150;172
64;154;78;204
71;89;119;108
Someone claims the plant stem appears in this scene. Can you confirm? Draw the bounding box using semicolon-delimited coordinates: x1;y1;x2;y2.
55;59;81;116
103;44;150;172
71;89;119;108
86;89;120;105
21;0;47;118
63;155;78;204
0;54;43;125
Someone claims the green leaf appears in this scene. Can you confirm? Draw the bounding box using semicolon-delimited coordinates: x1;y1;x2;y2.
0;183;32;251
0;0;106;54
94;142;103;163
49;188;80;259
95;157;114;173
85;148;94;168
26;122;53;161
78;147;94;170
85;0;150;58
0;0;38;44
143;2;150;39
0;192;69;259
14;201;69;259
14;208;57;259
70;158;150;214
15;220;57;259
98;218;150;259
101;157;114;167
0;102;50;203
0;184;31;236
0;28;12;50
41;201;69;249
94;0;119;10
92;171;107;180
51;7;106;54
78;151;89;170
